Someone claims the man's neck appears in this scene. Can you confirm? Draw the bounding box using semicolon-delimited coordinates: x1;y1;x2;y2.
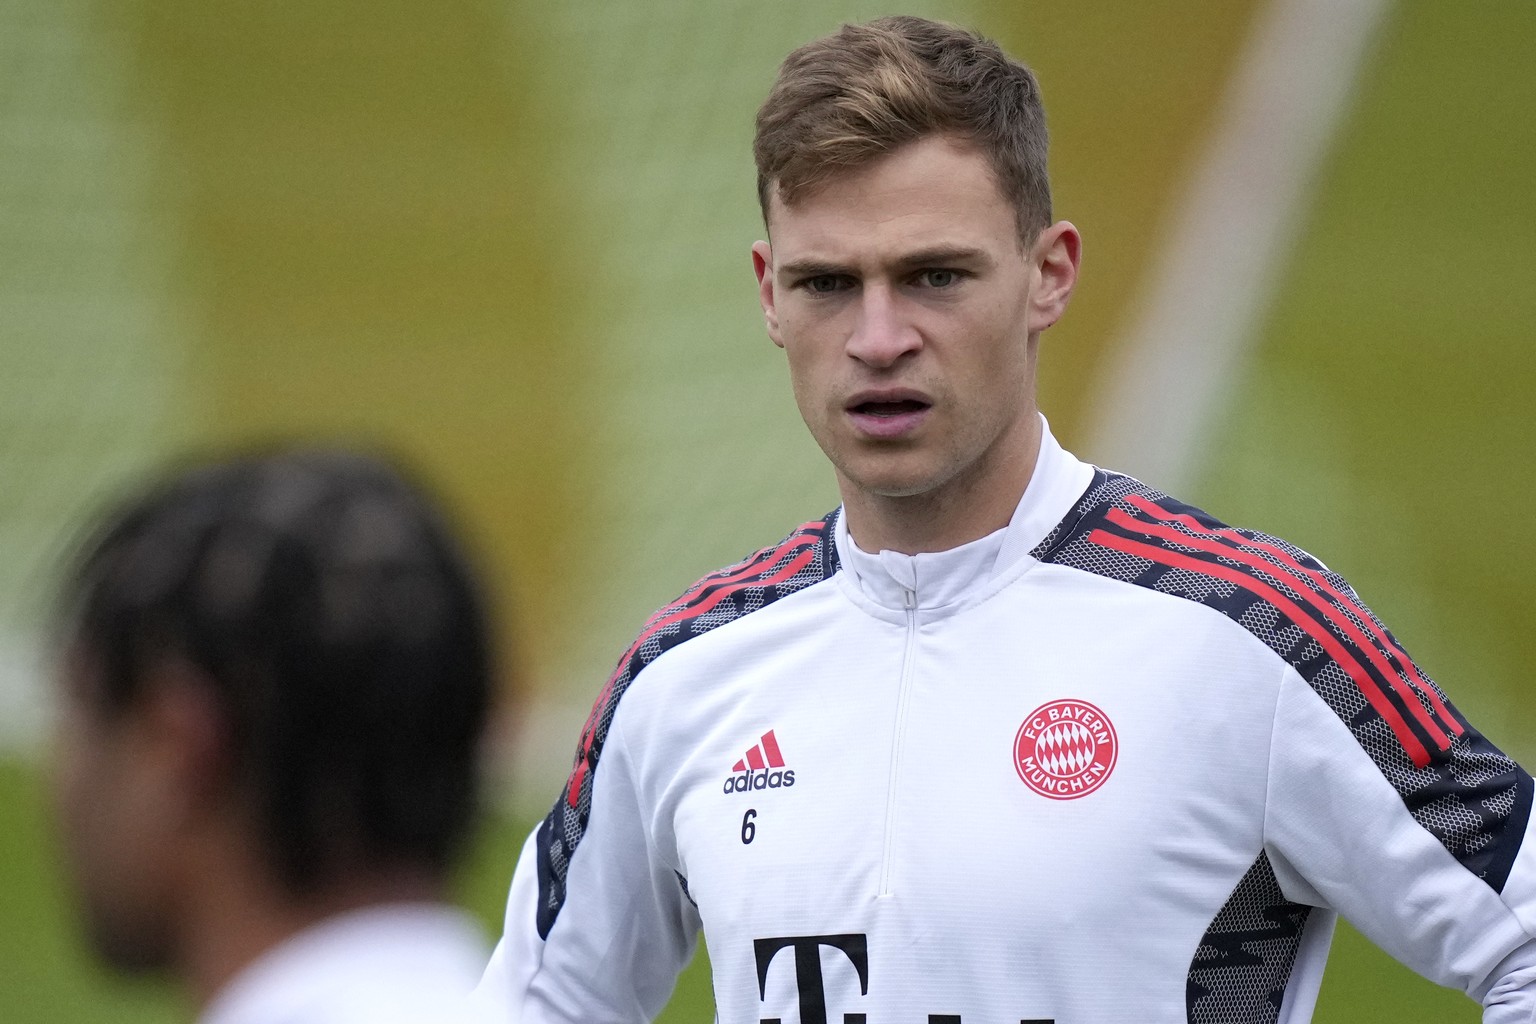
840;419;1042;555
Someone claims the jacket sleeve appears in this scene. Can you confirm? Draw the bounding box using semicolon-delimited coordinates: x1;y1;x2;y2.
1263;662;1536;1020
474;713;701;1024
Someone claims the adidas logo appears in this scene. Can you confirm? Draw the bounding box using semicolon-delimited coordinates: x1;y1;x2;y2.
723;729;796;795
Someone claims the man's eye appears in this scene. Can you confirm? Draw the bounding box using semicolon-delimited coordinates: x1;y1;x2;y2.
919;270;958;288
805;275;843;294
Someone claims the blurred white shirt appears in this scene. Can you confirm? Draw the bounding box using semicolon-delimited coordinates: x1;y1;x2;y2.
201;902;498;1024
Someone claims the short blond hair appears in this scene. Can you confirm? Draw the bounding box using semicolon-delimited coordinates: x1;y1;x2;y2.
754;16;1052;243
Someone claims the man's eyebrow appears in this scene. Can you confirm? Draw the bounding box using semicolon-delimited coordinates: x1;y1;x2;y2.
777;246;993;280
892;245;992;269
776;258;851;279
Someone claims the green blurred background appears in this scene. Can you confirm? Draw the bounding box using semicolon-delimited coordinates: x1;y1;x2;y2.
1;0;1531;1020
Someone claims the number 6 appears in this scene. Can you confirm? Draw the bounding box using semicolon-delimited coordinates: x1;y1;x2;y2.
741;807;757;844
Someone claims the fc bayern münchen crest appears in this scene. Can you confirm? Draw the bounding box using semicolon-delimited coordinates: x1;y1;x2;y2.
1013;698;1118;800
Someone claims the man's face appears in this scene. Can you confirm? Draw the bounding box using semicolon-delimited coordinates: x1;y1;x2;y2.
51;651;179;975
753;135;1073;524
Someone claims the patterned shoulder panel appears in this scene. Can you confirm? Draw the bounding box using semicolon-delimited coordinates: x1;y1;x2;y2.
534;511;841;939
1034;470;1532;893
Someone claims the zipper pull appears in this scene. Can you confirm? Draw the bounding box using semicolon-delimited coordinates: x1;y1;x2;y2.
902;587;916;610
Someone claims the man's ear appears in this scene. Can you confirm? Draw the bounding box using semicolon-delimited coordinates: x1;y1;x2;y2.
139;659;232;815
751;240;784;348
1027;221;1082;334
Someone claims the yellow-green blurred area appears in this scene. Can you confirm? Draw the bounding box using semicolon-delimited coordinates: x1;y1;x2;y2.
1;0;1532;1021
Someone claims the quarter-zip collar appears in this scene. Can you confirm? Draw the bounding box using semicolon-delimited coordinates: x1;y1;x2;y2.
835;416;1094;612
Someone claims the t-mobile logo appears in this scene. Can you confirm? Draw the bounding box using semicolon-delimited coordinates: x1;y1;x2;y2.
752;933;1052;1024
754;934;868;1024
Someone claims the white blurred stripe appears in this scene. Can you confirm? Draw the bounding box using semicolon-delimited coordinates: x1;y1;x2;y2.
1084;0;1392;493
0;0;186;756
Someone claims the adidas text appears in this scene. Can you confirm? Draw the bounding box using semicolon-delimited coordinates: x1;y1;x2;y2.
723;769;796;795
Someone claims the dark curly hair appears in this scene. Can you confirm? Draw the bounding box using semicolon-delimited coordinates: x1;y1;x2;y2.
59;447;494;892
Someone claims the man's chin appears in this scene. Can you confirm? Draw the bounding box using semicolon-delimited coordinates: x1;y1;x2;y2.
86;908;174;977
837;465;946;501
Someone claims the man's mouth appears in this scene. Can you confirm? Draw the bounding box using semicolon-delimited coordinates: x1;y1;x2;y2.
851;399;931;417
845;394;932;438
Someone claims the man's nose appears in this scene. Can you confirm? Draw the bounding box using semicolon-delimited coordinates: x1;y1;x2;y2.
845;286;921;368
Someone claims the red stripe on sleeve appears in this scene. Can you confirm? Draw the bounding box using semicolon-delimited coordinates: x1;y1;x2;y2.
1088;528;1434;768
1105;507;1453;754
564;528;824;808
1123;495;1462;737
610;537;821;688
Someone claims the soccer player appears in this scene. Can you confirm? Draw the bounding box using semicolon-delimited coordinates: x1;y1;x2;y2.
477;16;1536;1023
52;449;498;1024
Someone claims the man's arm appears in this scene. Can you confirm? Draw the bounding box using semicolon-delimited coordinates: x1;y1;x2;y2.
474;717;700;1024
474;518;835;1021
1264;662;1536;1020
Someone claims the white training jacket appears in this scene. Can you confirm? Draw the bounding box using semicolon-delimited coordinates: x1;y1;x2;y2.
477;423;1536;1024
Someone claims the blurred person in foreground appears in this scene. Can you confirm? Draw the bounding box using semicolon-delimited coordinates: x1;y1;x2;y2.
53;448;500;1024
477;15;1536;1024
